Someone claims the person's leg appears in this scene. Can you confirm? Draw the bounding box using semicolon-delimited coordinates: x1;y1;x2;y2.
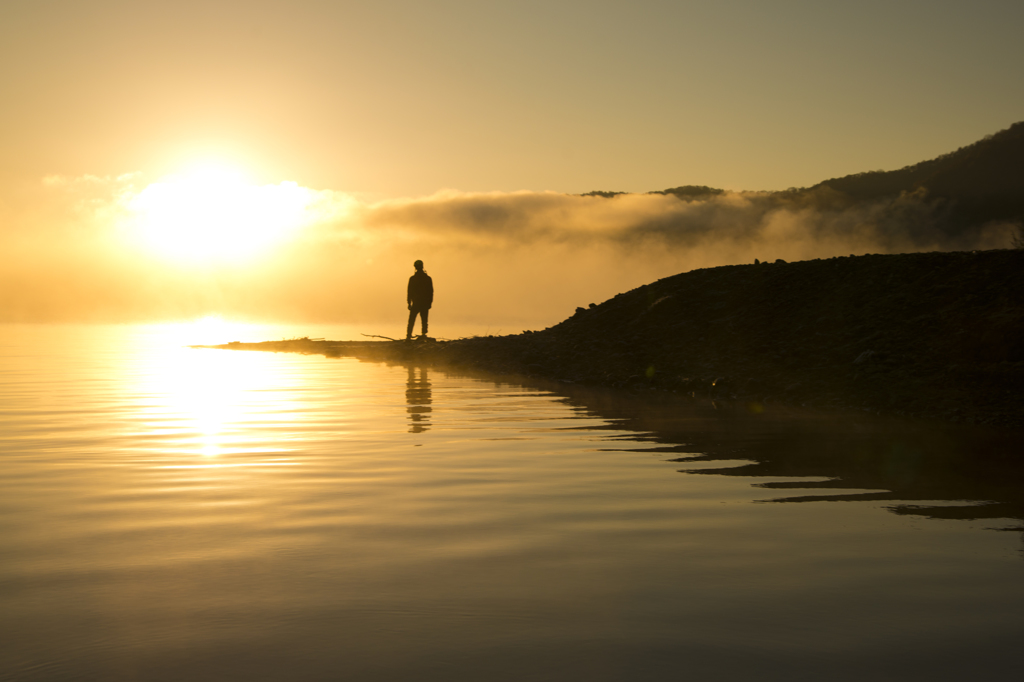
421;309;429;337
407;308;418;339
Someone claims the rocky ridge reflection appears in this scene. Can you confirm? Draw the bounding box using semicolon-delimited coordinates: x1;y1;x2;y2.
427;364;1024;534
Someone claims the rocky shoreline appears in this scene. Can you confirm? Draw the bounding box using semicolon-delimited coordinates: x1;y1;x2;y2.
203;250;1024;428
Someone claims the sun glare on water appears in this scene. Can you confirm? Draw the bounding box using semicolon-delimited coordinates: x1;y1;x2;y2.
131;316;305;459
128;165;315;263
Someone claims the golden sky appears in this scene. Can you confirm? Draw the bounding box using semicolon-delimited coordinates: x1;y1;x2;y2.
3;0;1021;196
0;0;1021;328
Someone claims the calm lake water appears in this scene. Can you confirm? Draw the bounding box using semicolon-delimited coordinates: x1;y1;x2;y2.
2;323;1023;681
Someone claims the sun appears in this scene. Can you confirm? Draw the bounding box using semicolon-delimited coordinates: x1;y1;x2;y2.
127;164;314;263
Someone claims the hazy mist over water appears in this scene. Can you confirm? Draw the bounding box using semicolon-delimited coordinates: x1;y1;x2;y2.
1;175;1015;329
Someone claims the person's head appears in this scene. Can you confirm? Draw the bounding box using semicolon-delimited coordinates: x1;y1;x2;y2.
413;260;424;271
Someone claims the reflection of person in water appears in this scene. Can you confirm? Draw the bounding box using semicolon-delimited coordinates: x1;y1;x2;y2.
406;366;432;433
406;260;433;340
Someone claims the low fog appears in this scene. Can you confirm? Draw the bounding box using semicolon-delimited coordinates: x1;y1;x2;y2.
0;175;1015;332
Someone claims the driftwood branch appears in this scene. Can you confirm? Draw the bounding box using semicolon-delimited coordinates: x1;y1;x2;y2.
361;334;400;341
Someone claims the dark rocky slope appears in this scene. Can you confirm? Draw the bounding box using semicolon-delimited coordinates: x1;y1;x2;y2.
211;249;1024;427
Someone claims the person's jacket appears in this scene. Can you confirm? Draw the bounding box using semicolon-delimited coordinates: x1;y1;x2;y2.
408;271;434;308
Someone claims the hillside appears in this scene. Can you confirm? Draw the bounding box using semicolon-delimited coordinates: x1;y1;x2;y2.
811;121;1024;230
585;121;1024;241
212;249;1024;428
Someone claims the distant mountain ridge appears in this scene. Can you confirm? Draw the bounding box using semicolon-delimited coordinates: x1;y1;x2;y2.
811;121;1024;228
584;121;1024;231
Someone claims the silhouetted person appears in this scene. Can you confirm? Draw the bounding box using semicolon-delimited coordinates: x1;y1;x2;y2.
407;260;433;339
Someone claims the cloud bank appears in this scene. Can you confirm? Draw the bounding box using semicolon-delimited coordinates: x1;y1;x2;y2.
0;175;1014;331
